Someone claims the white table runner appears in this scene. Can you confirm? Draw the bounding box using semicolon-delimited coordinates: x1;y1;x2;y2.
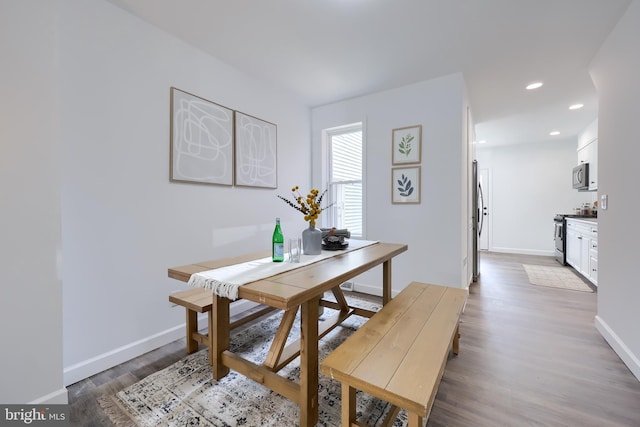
188;240;378;300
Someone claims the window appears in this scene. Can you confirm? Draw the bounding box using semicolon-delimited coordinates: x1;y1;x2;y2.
325;123;363;238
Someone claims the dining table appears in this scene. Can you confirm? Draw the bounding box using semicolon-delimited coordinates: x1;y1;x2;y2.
168;240;407;427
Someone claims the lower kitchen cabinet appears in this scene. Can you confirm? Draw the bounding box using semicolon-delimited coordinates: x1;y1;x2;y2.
566;219;598;286
566;226;581;269
589;238;598;284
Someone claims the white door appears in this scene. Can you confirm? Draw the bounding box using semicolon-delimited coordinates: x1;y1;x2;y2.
479;169;489;251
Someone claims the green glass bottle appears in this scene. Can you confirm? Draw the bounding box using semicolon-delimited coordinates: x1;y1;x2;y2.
272;217;284;262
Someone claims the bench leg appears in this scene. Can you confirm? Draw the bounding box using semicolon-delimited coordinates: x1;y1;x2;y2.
212;295;230;380
408;411;424;427
381;405;401;427
452;324;460;355
185;309;199;354
341;383;356;427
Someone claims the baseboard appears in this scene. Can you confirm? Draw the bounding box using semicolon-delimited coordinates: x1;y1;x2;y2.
29;387;69;404
490;247;555;257
339;281;353;291
353;281;469;297
595;315;640;381
352;282;401;298
63;299;258;386
352;282;381;296
63;323;188;386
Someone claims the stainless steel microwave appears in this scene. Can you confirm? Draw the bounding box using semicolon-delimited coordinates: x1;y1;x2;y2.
573;163;589;190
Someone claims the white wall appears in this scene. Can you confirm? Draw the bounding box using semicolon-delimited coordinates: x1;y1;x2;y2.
590;0;640;380
476;140;595;255
0;1;66;404
311;74;469;292
53;0;310;385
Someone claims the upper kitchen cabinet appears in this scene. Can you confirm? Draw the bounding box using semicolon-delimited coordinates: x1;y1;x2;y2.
577;119;598;191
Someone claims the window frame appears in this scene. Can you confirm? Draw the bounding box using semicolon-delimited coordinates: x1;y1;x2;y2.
322;122;365;239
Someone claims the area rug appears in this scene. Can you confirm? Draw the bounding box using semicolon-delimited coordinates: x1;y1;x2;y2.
522;264;593;292
99;296;409;426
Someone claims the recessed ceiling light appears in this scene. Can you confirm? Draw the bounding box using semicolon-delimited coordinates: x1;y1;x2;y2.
549;131;560;136
477;140;487;144
526;82;543;90
569;103;584;110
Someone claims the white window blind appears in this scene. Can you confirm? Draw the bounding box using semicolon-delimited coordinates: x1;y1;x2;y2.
327;125;363;237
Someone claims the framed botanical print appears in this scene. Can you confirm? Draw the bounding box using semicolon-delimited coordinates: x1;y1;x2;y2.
392;125;422;165
392;166;421;204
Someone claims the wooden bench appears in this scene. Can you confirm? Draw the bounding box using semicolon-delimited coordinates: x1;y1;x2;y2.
320;281;467;427
169;288;276;364
169;288;215;362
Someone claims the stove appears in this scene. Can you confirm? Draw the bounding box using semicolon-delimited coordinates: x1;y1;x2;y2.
554;215;567;265
553;213;597;265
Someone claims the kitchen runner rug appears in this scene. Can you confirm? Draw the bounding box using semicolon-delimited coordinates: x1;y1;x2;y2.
98;295;410;427
523;264;593;293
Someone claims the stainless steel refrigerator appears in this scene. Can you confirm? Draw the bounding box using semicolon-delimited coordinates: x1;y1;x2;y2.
472;160;485;282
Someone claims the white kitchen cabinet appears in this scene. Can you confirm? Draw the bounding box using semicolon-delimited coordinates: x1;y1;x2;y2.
577;119;598;150
566;219;598;286
589;253;598;284
588;233;598;285
566;226;581;268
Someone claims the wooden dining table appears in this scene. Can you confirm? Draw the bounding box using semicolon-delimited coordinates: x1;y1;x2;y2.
168;241;407;427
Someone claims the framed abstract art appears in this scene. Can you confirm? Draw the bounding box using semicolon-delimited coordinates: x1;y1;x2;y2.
234;111;277;188
170;87;234;186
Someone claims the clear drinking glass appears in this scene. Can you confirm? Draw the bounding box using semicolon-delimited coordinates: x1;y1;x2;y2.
288;238;301;263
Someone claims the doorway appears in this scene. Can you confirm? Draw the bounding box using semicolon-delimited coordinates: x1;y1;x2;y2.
479;168;490;250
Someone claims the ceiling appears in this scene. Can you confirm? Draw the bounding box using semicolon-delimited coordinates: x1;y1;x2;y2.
106;0;630;147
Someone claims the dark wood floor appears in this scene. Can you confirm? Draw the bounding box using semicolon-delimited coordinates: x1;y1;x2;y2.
67;252;640;426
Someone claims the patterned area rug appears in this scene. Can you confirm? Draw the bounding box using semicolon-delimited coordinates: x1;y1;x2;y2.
523;264;594;292
99;296;409;426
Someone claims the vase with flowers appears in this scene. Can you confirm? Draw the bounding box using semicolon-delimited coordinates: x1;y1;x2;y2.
278;186;332;255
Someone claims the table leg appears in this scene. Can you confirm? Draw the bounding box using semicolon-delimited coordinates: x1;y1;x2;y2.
342;383;356;426
383;259;392;305
299;296;319;427
331;286;350;313
212;295;230;380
